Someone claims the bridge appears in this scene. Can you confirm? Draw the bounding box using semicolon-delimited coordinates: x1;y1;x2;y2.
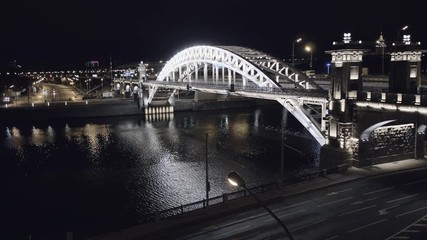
139;33;427;169
142;45;329;146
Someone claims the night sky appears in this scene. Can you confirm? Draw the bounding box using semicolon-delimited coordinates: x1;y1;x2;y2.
1;0;425;70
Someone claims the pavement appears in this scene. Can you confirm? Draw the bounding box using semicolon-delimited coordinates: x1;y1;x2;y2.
89;158;427;240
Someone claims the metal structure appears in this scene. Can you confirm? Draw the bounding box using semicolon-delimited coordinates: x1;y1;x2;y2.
143;45;327;145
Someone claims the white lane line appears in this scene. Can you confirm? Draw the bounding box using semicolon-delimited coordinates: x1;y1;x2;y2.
386;194;419;204
388;236;410;239
347;219;388;233
339;205;377;217
351;197;377;205
378;205;400;215
413;223;427;227
327;188;352;196
278;209;306;217
291;218;326;231
325;235;340;240
363;187;394;195
401;179;427;186
396;206;427;217
205;225;250;240
403;229;421;232
318;197;354;206
275;201;309;212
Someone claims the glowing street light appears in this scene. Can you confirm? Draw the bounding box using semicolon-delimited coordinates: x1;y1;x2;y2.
101;78;104;98
397;25;409;42
305;46;313;70
292;38;302;67
227;171;294;240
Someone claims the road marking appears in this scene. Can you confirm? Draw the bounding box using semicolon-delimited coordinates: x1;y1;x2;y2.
318;197;354;206
271;209;306;220
413;223;427;227
347;219;388;233
378;205;400;215
291;218;326;231
396;206;427;217
275;201;309;212
363;187;394;195
339;205;377;216
205;225;250;239
386;194;419;204
325;235;340;240
386;213;427;240
327;188;352;196
403;229;421;232
351;197;377;205
401;179;427;186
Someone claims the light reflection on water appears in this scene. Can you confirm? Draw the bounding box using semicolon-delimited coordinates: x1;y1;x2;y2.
0;106;320;238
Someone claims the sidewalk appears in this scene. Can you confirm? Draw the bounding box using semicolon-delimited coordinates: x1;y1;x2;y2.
90;158;427;240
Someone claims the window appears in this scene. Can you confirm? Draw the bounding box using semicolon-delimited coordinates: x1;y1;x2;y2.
410;65;417;78
350;66;359;80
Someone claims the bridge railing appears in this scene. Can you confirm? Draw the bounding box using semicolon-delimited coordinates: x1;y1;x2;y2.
144;80;328;97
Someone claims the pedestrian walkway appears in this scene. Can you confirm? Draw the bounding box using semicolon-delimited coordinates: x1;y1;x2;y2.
90;158;427;240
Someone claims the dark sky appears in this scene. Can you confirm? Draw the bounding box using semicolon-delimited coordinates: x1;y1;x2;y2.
1;0;425;69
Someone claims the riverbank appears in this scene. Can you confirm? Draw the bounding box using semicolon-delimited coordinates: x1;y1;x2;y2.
0;99;142;121
0;98;278;121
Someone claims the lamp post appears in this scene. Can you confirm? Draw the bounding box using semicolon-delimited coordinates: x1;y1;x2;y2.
205;133;210;206
227;171;294;240
101;78;104;98
305;46;313;70
397;25;409;42
326;63;331;75
292;38;302;67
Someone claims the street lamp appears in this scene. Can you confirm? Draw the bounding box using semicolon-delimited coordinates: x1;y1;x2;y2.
305;46;313;70
397;25;409;42
292;38;302;67
227;171;294;240
326;63;331;75
86;79;91;97
101;78;104;98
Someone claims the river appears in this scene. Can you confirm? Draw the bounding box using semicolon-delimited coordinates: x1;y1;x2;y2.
0;104;320;239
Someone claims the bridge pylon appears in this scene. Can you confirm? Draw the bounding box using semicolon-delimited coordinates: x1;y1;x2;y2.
321;33;368;169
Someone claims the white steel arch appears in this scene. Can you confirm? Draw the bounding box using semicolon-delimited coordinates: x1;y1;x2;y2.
156;45;321;90
146;45;326;145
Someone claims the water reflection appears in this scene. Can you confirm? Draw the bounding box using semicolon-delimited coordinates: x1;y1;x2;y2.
0;106;320;238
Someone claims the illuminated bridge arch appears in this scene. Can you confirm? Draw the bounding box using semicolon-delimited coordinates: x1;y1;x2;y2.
145;45;326;145
156;45;321;90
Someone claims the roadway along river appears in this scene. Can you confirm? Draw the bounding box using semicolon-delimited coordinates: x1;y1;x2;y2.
145;167;427;240
0;104;320;239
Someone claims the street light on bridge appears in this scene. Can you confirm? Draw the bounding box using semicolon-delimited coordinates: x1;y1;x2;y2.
227;171;294;240
292;38;302;67
305;45;313;70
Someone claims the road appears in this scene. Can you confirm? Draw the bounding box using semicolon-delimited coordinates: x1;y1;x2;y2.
4;83;89;108
33;83;83;103
145;168;427;240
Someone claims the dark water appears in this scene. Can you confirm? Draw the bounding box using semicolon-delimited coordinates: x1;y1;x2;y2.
0;105;320;239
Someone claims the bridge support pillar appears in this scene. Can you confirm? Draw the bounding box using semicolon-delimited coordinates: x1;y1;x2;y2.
321;33;368;169
388;35;423;94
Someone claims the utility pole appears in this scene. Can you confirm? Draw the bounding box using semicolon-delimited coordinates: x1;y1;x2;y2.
205;133;210;206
